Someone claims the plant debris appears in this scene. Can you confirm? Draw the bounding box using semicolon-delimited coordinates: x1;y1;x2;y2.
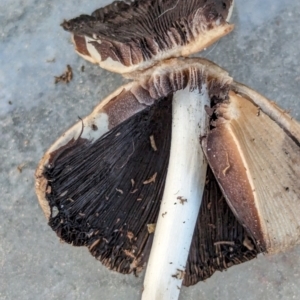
54;65;73;84
143;172;157;185
150;135;158;151
172;269;186;280
17;163;27;173
116;188;124;194
243;236;254;251
147;224;156;234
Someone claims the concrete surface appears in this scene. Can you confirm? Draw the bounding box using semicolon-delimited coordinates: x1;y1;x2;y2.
1;0;300;299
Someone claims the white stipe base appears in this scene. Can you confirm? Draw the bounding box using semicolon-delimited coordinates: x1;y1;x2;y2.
142;86;210;300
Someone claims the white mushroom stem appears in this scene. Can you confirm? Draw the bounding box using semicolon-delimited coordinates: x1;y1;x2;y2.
142;86;210;300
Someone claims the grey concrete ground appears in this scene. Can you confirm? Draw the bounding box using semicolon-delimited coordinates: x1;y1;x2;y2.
1;0;300;299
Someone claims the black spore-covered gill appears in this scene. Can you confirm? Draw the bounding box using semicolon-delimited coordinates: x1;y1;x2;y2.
44;95;172;274
184;168;261;286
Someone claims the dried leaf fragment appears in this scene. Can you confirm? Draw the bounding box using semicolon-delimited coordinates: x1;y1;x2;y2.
54;65;73;84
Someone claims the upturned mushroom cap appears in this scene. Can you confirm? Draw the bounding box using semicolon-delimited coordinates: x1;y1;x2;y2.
35;58;261;285
61;0;234;74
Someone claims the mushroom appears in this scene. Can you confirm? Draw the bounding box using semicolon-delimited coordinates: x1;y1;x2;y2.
61;0;234;74
35;1;300;300
36;57;300;298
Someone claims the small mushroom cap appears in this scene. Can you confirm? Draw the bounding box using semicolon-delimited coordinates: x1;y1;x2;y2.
62;0;234;74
